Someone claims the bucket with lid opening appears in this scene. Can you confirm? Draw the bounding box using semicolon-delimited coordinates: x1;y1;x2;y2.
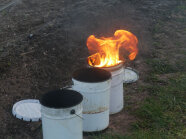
72;68;111;132
40;89;83;139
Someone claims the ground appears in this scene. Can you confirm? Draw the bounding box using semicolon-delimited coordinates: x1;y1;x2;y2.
0;0;185;139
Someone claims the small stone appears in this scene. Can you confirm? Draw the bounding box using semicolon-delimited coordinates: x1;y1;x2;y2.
43;52;47;55
28;34;34;39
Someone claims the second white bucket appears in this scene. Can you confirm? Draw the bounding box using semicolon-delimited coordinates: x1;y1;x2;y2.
72;68;111;132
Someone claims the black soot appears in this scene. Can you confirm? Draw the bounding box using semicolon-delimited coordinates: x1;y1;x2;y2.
73;68;111;83
40;89;83;108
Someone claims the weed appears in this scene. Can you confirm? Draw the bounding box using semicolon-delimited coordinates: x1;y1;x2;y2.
175;59;186;72
152;42;162;49
133;73;186;138
177;5;186;10
175;41;182;47
146;59;175;74
93;133;129;139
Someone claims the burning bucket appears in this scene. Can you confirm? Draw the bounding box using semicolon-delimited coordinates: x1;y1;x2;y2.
40;89;83;139
72;68;111;132
86;29;138;114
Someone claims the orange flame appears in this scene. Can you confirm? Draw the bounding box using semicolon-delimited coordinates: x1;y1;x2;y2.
87;30;138;67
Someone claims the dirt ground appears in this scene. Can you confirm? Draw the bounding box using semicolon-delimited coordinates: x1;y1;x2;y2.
0;0;184;138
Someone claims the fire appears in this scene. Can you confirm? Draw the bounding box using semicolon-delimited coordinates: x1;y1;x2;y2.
87;30;138;67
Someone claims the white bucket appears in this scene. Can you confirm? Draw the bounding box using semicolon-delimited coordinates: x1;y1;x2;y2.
72;68;111;132
40;89;83;139
102;63;124;114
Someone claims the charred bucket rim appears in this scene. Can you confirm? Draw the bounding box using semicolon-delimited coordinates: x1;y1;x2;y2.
72;67;111;83
89;62;124;72
40;89;83;109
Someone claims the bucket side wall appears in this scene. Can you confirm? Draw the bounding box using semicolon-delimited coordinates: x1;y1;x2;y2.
42;114;83;139
72;78;111;132
103;65;124;114
72;79;111;113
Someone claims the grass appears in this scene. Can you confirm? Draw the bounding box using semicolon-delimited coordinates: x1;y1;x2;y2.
92;133;129;139
133;73;186;138
92;73;186;139
92;131;165;139
152;42;162;49
176;58;186;72
151;21;164;34
146;59;175;74
177;5;186;10
129;4;186;137
91;1;186;139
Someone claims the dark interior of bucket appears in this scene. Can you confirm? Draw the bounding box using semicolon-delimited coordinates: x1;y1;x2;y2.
73;68;111;82
40;89;83;108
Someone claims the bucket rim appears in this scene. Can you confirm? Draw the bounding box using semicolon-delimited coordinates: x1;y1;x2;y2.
72;67;111;83
89;62;124;72
40;89;83;109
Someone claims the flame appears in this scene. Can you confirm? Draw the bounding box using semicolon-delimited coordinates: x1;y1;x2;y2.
87;30;138;67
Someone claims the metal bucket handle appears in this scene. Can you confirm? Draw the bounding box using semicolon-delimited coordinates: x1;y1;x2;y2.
60;86;84;120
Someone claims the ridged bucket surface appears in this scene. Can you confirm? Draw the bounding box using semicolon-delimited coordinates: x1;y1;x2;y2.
102;63;124;114
72;68;111;132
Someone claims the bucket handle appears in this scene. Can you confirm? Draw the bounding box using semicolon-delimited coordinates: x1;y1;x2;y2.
70;109;84;120
60;86;84;120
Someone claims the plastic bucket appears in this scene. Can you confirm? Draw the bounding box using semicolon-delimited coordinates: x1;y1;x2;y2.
40;89;83;139
72;68;111;132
